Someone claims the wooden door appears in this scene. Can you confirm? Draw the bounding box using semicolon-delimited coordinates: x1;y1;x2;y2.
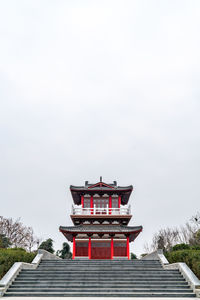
75;241;88;257
91;241;111;259
113;241;127;257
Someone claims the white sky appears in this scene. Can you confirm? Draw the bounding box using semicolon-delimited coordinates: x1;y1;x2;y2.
0;0;200;256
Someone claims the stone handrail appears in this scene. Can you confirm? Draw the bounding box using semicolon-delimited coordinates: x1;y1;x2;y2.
0;249;61;297
141;249;200;297
37;249;61;260
165;263;200;291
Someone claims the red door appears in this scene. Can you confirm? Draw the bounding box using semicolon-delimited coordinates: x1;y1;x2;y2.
91;241;111;259
75;241;88;257
114;241;127;257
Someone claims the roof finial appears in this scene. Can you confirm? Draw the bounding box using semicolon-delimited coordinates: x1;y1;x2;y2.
100;176;102;182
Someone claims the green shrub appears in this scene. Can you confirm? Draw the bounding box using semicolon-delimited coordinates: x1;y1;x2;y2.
172;243;190;251
131;253;137;259
0;248;36;279
165;249;200;279
191;245;200;250
39;238;54;254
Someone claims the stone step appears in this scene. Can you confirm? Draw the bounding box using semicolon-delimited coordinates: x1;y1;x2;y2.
38;265;162;268
19;274;182;278
14;278;186;283
14;280;186;285
11;284;189;288
41;260;161;266
4;259;195;298
38;267;163;270
4;292;196;297
18;275;182;278
38;264;163;270
21;269;180;273
7;288;193;292
22;272;180;276
17;277;184;282
40;262;162;264
40;261;162;264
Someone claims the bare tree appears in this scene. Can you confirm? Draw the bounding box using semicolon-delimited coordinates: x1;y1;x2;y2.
179;222;197;245
150;227;180;252
144;215;200;253
191;212;200;227
0;216;38;251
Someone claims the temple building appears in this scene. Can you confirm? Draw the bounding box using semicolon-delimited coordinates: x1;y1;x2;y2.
59;178;142;259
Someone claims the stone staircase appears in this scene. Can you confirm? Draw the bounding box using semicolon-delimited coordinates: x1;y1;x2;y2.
5;259;196;297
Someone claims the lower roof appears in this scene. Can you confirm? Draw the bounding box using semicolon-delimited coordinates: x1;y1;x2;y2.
60;224;142;242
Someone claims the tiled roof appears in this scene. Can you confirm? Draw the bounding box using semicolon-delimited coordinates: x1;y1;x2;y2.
70;180;133;205
60;224;142;242
60;224;142;234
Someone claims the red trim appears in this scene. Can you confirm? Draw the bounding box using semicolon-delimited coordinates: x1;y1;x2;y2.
118;195;121;208
90;195;93;214
81;195;84;208
127;236;130;259
111;238;114;259
88;182;115;189
88;238;91;259
71;188;133;193
72;236;75;259
60;228;142;236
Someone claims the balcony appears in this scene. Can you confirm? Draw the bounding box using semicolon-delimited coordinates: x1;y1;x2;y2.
71;205;131;216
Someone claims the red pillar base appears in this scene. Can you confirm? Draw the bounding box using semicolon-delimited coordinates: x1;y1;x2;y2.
111;238;114;259
72;236;76;260
127;236;130;260
88;238;91;259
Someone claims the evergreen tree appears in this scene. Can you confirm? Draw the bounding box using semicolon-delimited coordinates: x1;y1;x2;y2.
39;238;54;253
57;242;72;259
131;252;137;259
0;234;11;248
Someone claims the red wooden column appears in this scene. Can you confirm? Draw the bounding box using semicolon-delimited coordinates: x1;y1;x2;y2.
111;238;114;259
109;195;112;214
88;237;91;259
81;195;84;208
90;195;93;214
118;195;121;208
127;236;130;260
72;236;76;260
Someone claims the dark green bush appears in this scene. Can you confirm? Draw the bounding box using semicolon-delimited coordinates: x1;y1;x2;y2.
191;245;200;250
165;249;200;279
131;253;137;259
172;243;190;251
0;248;36;279
39;238;54;254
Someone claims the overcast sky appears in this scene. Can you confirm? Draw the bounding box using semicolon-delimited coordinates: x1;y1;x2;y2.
1;0;200;256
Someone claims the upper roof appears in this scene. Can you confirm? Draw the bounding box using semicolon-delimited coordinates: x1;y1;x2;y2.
70;178;133;205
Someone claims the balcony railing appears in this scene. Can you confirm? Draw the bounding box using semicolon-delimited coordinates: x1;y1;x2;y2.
71;205;131;215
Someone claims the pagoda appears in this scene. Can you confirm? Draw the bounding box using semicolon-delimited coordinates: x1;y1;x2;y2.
59;178;142;259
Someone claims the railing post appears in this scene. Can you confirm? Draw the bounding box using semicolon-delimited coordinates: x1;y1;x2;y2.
90;195;93;215
109;195;112;214
118;195;121;209
81;195;84;208
94;204;96;215
106;204;109;215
